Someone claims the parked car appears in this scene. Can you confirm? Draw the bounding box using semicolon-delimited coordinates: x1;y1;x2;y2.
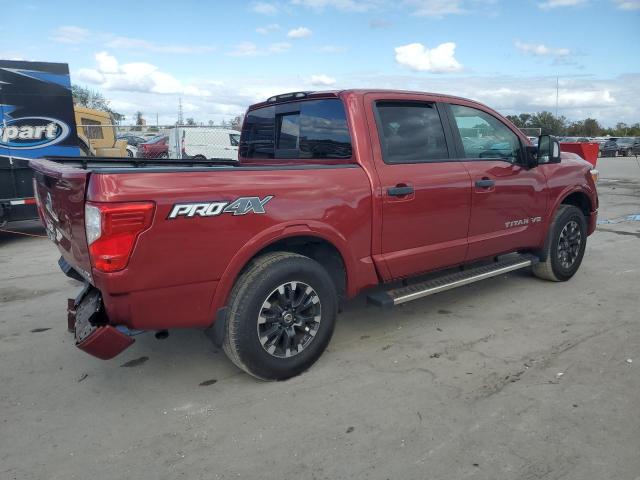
137;135;168;159
168;127;240;161
615;137;637;156
601;138;619;157
31;89;598;380
117;134;147;147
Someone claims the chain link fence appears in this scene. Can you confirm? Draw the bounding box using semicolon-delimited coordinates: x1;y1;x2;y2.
76;124;241;160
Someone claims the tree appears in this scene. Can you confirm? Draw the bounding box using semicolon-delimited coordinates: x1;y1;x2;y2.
506;113;533;129
72;85;123;122
529;111;567;136
185;117;196;126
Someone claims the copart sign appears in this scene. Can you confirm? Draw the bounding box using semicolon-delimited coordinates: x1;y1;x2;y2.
0;117;70;149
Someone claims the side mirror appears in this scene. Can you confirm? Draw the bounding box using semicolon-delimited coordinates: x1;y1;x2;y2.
537;135;561;164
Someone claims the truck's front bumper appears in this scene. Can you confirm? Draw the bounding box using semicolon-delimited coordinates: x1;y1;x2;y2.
68;286;134;360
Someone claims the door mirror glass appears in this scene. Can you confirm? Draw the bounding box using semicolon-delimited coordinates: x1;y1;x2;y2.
537;135;561;164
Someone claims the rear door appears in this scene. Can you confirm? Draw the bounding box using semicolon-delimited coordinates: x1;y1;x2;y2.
364;93;472;280
32;160;94;281
443;102;547;261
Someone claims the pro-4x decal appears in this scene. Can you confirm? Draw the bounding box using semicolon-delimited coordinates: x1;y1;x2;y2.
167;196;273;219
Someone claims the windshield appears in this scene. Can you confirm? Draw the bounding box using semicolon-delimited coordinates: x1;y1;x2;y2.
617;138;633;145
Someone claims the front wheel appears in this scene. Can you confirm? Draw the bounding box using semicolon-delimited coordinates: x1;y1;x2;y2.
223;252;337;380
533;205;587;282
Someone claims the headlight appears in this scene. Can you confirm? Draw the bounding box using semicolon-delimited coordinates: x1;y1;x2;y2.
590;168;599;184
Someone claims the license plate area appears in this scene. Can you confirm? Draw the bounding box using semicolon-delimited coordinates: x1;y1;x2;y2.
73;288;106;344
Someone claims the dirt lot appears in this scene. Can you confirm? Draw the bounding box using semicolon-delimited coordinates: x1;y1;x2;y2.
1;157;639;480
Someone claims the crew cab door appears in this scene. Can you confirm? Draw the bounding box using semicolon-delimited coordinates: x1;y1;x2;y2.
443;102;548;261
364;93;472;280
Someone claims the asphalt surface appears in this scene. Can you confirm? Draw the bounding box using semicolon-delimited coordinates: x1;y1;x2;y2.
1;157;639;480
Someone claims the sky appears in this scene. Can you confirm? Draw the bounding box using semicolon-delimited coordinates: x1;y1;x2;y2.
2;0;639;126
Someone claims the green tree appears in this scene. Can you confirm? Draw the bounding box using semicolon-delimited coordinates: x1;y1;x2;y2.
529;111;567;136
72;85;123;122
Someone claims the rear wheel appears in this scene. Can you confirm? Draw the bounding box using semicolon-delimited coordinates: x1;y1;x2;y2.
223;252;337;380
533;205;587;282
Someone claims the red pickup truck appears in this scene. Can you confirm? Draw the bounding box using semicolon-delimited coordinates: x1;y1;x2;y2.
32;89;598;380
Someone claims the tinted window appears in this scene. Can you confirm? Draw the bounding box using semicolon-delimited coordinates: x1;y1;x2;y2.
374;102;448;164
229;133;240;146
450;105;521;162
240;99;352;160
298;100;352;159
277;113;300;150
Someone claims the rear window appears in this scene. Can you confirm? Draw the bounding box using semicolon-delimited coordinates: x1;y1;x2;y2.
240;99;352;160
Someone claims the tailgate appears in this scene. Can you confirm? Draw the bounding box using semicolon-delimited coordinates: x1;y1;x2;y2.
31;159;93;282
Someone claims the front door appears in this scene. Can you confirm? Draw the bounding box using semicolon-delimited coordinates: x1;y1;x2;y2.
364;93;472;280
444;102;548;261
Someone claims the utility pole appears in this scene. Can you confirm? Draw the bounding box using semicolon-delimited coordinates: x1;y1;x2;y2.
555;76;559;118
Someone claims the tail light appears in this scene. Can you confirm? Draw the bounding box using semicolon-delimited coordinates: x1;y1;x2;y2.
85;201;155;273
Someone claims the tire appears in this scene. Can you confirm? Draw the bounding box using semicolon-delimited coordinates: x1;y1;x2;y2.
127;149;134;158
193;155;206;160
533;205;587;282
223;252;338;380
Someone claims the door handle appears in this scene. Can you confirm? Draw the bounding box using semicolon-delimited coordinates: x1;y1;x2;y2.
388;185;414;196
475;179;495;188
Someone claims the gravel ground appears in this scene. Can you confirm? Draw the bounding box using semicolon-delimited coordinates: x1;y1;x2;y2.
1;157;639;480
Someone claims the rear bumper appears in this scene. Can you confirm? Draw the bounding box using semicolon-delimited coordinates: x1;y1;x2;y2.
68;286;134;360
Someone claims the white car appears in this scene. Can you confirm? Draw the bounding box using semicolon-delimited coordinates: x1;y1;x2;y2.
168;127;240;161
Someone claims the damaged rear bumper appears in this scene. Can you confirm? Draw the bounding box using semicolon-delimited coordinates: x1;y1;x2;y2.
68;286;134;360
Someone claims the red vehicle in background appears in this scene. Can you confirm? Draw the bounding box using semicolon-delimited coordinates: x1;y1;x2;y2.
31;89;599;381
137;135;168;159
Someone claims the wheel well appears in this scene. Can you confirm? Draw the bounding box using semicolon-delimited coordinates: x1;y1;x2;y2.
247;236;347;302
561;192;591;217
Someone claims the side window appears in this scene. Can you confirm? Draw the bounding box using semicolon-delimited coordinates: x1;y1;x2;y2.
450;104;521;162
374;102;449;164
229;133;240;146
240;99;352;160
81;118;104;140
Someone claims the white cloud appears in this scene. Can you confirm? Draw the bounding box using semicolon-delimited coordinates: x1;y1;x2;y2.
612;0;640;9
287;26;313;38
514;41;570;57
538;0;586;9
104;36;215;54
75;52;210;97
228;41;292;56
405;0;466;17
251;1;278;14
394;42;463;73
50;25;90;44
309;74;336;86
95;51;119;73
256;23;281;34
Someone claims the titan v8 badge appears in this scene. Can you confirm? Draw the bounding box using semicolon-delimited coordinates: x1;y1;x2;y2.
168;196;273;219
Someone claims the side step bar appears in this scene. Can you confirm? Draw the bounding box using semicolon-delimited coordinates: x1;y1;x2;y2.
367;254;538;308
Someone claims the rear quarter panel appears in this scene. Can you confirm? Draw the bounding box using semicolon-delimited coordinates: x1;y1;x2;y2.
87;165;376;329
